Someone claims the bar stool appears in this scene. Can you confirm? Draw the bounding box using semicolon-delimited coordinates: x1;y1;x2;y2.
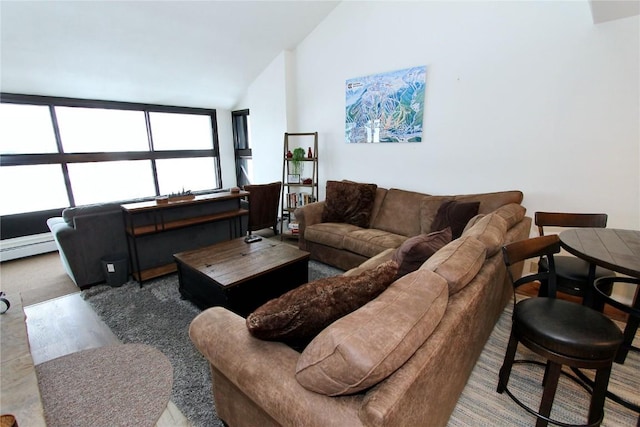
593;276;640;364
497;235;624;427
534;212;615;308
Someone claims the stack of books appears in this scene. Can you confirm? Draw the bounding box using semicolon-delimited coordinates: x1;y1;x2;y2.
288;222;299;235
287;192;315;209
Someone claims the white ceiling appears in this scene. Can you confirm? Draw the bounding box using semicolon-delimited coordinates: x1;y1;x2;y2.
0;1;340;109
1;1;637;110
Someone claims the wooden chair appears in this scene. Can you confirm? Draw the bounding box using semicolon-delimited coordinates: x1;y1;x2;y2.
497;235;623;427
535;212;615;304
244;181;282;236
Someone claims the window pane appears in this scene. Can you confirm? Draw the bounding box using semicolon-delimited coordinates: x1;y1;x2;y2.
56;107;149;153
156;157;218;195
0;165;69;215
68;160;155;205
0;104;58;154
237;158;253;187
150;112;213;150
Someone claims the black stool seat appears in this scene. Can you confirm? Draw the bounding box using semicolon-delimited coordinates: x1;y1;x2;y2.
516;298;623;360
540;256;614;284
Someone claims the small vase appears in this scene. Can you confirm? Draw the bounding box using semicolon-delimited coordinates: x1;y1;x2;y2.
307;147;313;158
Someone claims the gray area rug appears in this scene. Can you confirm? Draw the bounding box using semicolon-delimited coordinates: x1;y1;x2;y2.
83;264;639;426
82;260;343;427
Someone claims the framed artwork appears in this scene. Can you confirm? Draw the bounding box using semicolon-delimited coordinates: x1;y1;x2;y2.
287;174;301;184
345;66;426;143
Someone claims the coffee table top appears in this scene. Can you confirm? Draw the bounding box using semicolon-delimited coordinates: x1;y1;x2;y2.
174;238;310;288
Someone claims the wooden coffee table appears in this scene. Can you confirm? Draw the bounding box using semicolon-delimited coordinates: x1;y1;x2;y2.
174;238;310;316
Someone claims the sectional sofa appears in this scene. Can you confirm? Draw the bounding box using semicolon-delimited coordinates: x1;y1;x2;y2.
296;181;525;271
189;182;531;426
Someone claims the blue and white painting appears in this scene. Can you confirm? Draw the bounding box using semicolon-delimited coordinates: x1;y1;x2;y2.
345;66;426;143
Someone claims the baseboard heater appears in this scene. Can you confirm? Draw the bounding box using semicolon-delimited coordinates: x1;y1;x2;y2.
0;233;57;262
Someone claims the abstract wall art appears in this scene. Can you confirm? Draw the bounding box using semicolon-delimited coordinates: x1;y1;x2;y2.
345;66;426;143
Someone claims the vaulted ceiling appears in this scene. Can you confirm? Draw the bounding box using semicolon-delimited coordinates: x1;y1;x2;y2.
0;1;339;109
1;1;637;110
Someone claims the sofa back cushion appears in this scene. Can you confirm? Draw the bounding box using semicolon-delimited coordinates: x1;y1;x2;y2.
494;203;526;229
370;189;429;237
296;269;448;396
419;196;454;234
453;190;523;215
62;203;123;227
369;187;389;226
321;181;378;228
421;235;487;294
461;213;508;257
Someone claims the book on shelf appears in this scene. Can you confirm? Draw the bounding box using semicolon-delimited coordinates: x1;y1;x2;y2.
287;192;315;209
288;222;299;234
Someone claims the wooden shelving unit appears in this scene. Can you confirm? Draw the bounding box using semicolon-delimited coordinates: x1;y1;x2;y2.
121;191;249;283
280;132;318;240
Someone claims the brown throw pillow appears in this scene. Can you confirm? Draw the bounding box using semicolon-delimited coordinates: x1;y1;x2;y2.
392;227;452;278
430;200;480;239
246;261;398;346
321;181;378;227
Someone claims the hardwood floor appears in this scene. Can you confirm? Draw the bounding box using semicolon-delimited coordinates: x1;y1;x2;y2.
24;293;191;426
25;293;118;365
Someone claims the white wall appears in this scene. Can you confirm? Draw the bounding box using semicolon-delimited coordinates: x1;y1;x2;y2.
235;51;294;185
245;1;639;231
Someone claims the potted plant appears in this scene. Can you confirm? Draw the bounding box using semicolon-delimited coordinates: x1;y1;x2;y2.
291;147;306;176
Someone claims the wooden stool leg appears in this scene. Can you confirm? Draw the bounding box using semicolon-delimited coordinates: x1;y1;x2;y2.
588;365;612;426
536;361;561;427
616;314;639;364
497;328;519;393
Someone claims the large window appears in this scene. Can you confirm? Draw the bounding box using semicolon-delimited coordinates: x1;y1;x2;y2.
0;94;221;237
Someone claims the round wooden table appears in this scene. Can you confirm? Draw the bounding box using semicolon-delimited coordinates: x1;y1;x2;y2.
558;228;640;280
560;228;640;417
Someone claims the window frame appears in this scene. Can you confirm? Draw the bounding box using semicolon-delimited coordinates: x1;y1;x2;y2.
0;93;222;238
232;109;252;187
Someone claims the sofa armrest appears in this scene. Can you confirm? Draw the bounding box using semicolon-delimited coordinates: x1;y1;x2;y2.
47;210;129;287
343;248;396;277
189;307;363;427
294;201;325;251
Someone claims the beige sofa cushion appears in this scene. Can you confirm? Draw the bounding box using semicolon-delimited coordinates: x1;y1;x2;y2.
461;213;508;257
343;248;396;277
246;261;398;346
343;229;407;258
304;222;362;249
296;269;448;396
370;189;428;237
454;190;523;215
421;235;487;294
494;203;526;229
